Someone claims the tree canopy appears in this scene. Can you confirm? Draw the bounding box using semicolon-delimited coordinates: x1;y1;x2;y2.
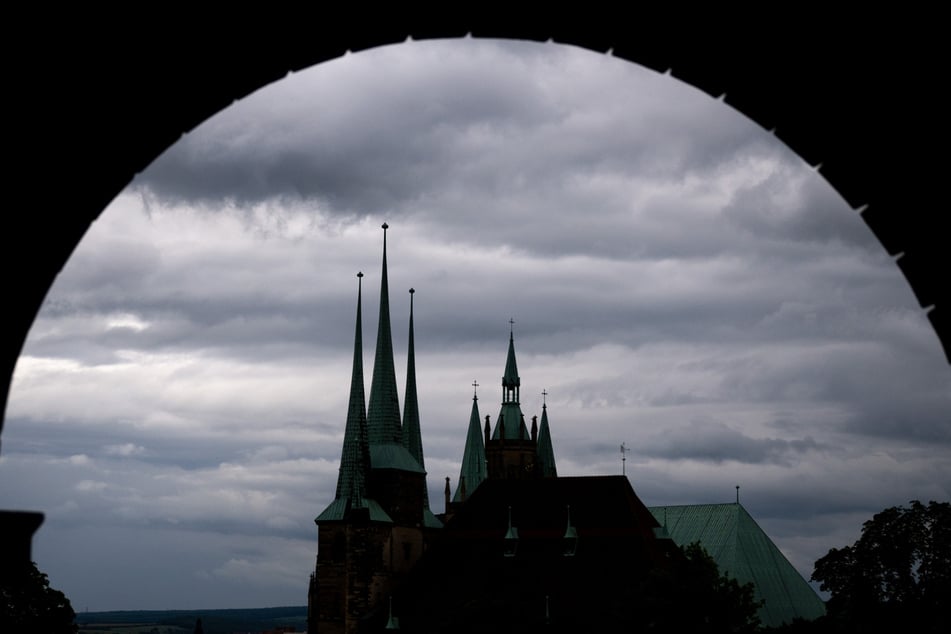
0;560;77;633
811;500;950;631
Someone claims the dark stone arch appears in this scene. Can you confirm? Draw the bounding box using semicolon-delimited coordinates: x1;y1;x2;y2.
2;11;946;502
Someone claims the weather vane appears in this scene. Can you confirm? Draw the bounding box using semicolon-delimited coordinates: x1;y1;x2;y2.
620;442;631;476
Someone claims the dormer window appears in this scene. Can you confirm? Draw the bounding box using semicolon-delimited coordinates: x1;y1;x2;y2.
563;505;578;557
503;505;519;557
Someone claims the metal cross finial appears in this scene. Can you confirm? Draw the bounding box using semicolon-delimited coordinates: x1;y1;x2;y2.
472;380;479;398
542;389;548;406
509;317;515;334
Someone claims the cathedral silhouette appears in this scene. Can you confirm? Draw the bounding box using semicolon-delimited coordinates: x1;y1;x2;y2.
306;225;824;633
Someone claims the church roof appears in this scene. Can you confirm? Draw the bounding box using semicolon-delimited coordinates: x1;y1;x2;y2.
391;477;682;632
647;502;826;627
492;402;529;440
448;476;665;542
370;443;425;473
453;392;486;503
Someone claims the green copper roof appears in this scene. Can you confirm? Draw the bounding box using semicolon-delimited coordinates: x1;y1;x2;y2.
370;443;425;473
367;223;403;447
453;393;486;503
492;402;529;440
329;273;370;511
492;331;530;440
647;503;826;628
316;497;394;524
535;404;557;477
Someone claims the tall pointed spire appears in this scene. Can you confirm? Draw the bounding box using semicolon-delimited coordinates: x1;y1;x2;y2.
331;272;369;507
402;288;423;464
494;324;529;440
454;381;487;503
502;319;520;402
402;288;430;509
367;223;403;446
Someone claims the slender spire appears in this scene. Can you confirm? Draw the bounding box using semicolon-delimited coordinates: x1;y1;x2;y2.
537;398;558;477
502;320;520;398
367;223;403;446
333;272;370;506
454;384;487;503
402;288;423;463
402;288;429;509
494;326;529;440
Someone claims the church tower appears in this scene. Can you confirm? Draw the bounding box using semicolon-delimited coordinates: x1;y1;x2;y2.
310;225;439;634
478;325;559;485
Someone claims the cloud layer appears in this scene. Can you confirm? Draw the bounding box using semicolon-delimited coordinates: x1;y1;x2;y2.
2;38;948;610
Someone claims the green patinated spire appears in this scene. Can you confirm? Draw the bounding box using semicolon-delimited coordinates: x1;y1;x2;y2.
402;289;422;463
453;382;487;503
367;223;403;446
402;288;430;509
494;324;529;440
536;396;558;477
321;273;370;519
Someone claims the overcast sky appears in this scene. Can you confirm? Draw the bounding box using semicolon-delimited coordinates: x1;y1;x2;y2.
1;38;948;612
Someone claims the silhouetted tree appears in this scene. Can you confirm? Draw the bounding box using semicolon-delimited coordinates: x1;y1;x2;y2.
643;541;763;632
0;560;77;633
811;500;950;632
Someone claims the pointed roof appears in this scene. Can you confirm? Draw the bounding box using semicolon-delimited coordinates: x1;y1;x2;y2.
364;224;424;474
367;223;404;447
493;329;529;440
502;328;520;388
453;387;487;503
401;288;423;466
317;273;373;523
536;402;558;477
647;503;826;628
401;288;431;511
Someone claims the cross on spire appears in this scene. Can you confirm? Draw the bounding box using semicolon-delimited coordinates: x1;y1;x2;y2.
542;389;548;406
509;317;515;334
472;380;479;398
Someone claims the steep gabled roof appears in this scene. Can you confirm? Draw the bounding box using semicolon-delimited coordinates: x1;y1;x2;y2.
648;503;826;627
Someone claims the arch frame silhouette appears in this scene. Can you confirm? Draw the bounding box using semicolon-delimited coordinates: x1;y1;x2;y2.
3;11;947;449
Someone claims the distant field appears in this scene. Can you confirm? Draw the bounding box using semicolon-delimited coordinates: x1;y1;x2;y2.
75;606;307;634
78;625;187;634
